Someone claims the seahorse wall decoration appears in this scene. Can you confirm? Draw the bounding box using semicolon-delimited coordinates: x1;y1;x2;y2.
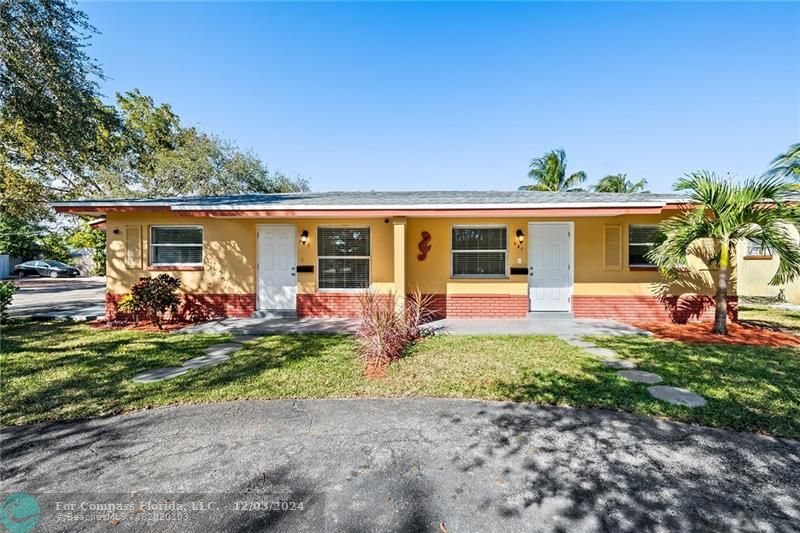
417;231;432;261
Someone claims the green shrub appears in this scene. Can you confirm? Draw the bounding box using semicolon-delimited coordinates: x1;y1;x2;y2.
0;281;19;324
130;274;181;329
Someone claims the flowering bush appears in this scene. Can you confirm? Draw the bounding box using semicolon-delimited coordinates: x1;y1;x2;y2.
356;288;435;376
130;274;181;329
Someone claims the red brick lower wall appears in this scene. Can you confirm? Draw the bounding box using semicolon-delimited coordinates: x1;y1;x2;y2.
105;290;738;323
297;293;364;318
298;293;530;319
572;295;738;323
106;292;256;321
424;293;530;319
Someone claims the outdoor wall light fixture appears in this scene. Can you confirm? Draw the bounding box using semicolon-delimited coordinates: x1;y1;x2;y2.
300;230;309;245
516;229;525;243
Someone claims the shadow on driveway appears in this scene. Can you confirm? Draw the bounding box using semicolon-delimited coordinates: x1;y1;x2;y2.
1;398;798;531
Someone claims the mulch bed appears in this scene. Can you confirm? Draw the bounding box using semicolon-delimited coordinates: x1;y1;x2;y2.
633;320;800;348
88;320;194;333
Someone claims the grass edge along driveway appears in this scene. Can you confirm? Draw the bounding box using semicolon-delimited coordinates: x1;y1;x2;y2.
1;320;799;439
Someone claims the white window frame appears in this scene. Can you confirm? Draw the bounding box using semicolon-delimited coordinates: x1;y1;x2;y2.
149;225;204;266
316;225;372;291
450;224;509;279
628;224;658;268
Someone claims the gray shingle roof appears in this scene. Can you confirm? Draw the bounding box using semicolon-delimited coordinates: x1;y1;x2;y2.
53;190;686;210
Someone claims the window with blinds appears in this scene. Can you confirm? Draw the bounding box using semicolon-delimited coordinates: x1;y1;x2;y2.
628;225;658;267
317;227;371;289
150;226;203;265
451;226;507;278
603;225;622;271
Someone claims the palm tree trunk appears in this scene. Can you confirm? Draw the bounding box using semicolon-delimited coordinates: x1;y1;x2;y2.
713;242;729;335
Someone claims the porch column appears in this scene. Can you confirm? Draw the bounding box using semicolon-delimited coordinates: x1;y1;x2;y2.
393;217;407;307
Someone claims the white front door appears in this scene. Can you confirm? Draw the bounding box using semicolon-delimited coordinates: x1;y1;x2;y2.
257;225;296;310
528;223;572;312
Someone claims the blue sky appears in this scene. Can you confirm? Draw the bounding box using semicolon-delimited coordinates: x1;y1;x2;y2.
82;1;799;193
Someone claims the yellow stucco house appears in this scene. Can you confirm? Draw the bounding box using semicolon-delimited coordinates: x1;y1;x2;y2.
54;191;735;322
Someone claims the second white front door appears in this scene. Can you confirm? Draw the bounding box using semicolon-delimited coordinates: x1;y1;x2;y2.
257;225;296;310
528;223;572;312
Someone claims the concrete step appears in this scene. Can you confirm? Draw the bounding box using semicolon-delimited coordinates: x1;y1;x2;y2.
252;309;297;319
527;311;575;319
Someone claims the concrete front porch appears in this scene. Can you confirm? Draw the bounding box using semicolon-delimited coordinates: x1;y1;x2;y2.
176;314;647;337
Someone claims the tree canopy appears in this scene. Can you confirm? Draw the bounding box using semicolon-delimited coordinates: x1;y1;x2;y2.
521;149;586;192
592;173;648;193
1;1;308;257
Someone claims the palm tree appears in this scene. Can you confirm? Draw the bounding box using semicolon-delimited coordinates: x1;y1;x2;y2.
648;171;800;334
768;143;800;181
592;173;648;193
522;149;587;192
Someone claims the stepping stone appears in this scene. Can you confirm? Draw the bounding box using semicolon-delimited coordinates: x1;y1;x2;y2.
584;347;619;358
561;337;597;348
182;354;231;369
132;367;189;383
648;386;707;408
203;343;243;356
601;359;637;369
616;370;662;384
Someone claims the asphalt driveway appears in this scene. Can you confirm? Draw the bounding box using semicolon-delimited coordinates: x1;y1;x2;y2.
6;276;105;318
1;399;798;532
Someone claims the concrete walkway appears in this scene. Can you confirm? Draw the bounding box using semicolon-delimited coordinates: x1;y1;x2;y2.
426;317;648;337
177;315;646;337
2;399;797;532
176;316;360;335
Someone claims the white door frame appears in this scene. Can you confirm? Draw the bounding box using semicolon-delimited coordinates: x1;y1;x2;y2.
528;221;575;312
257;224;297;310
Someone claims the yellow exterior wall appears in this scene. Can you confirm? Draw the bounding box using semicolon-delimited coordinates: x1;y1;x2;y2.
405;215;720;297
736;231;800;304
105;212;395;295
105;211;724;298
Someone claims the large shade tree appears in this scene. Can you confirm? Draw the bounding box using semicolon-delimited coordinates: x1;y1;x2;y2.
522;149;587;192
0;1;308;258
648;171;800;334
592;173;648;193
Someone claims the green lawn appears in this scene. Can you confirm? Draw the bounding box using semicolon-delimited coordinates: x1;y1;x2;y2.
2;320;799;438
739;303;800;334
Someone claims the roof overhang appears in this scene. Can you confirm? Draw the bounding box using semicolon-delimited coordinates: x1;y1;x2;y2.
53;201;681;217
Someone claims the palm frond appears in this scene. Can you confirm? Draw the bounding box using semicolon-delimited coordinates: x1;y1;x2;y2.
564;171;587;190
647;207;712;280
768;143;800;181
525;149;586;192
758;221;800;285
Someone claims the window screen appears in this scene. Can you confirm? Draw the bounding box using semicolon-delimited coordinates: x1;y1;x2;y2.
150;226;203;265
451;227;507;278
317;227;370;289
628;225;658;267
